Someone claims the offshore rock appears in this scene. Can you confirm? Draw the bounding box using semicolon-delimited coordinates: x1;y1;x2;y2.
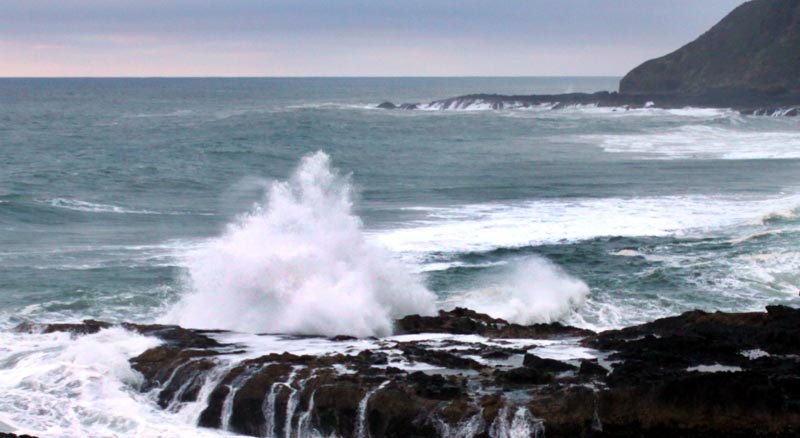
26;306;800;437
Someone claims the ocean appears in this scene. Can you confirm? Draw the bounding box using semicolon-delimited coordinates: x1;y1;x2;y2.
1;77;799;436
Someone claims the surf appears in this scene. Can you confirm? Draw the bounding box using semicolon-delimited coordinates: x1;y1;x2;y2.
165;151;436;337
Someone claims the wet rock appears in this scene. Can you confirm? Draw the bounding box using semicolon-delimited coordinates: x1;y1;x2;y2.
395;307;593;338
522;353;577;373
376;101;419;110
496;366;555;385
397;103;419;110
27;306;800;437
407;372;463;400
14;319;112;336
578;359;608;377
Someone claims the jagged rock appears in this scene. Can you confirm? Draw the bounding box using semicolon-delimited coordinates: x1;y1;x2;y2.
578;359;608;377
376;101;420;110
496;366;555;385
407;372;463;400
522;353;577;372
395;307;593;339
25;306;800;437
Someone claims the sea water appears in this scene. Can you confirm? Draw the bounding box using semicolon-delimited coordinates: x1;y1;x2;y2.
1;77;799;436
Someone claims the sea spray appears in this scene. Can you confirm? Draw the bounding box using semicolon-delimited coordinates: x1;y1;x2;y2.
167;151;435;337
436;411;485;438
263;366;303;438
295;390;316;438
356;381;390;438
443;256;588;325
221;367;260;431
489;406;545;438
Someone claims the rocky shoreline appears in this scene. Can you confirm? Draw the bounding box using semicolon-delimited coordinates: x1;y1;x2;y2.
377;91;800;116
11;305;800;437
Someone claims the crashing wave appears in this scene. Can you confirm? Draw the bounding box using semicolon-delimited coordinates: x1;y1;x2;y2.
165;151;436;337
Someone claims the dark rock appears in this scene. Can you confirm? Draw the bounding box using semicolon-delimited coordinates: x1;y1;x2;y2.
14;319;112;336
407;371;463;400
620;0;800;97
377;102;419;110
522;353;577;372
578;359;608;377
30;305;800;437
395;307;593;338
496;366;554;384
15;320;225;349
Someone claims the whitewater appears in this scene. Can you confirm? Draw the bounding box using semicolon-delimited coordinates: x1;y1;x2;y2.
1;77;799;437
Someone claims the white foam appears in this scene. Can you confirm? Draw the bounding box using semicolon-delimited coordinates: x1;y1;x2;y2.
45;198;207;216
591;125;800;160
0;328;236;438
370;194;800;258
166;151;436;337
686;364;742;373
441;257;589;325
741;349;770;360
610;249;643;257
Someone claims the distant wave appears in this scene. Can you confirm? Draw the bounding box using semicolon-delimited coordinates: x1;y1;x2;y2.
47;198;161;214
417;99;738;118
286;102;380;111
589;125;800;160
44;198;213;216
369;194;800;258
124;109;195;118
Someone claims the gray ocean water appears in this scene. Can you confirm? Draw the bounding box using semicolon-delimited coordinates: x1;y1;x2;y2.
2;77;800;329
2;77;800;436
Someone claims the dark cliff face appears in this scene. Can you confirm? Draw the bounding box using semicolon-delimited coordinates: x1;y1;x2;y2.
620;0;800;96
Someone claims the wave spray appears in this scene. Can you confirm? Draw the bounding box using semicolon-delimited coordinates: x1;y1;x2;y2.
167;151;435;337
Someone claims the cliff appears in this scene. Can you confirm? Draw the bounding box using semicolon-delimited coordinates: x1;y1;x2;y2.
620;0;800;96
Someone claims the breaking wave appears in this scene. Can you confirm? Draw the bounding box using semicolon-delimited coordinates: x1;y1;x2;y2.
441;256;589;325
591;125;800;160
165;151;436;337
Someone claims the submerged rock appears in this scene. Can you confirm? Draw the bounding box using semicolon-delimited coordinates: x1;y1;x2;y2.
26;306;800;437
377;101;420;110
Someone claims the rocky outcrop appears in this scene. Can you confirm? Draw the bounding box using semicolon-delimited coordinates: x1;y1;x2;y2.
620;0;800;97
378;92;800;116
23;306;800;437
395;307;593;338
379;1;800;115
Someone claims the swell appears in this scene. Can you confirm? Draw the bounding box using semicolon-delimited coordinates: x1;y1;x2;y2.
0;197;213;224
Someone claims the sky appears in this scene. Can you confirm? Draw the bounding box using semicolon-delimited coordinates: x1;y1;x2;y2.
0;0;748;77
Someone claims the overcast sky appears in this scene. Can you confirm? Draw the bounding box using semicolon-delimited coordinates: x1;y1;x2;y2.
0;0;747;77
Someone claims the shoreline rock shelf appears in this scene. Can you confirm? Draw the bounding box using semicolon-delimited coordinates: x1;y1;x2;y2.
17;305;800;438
